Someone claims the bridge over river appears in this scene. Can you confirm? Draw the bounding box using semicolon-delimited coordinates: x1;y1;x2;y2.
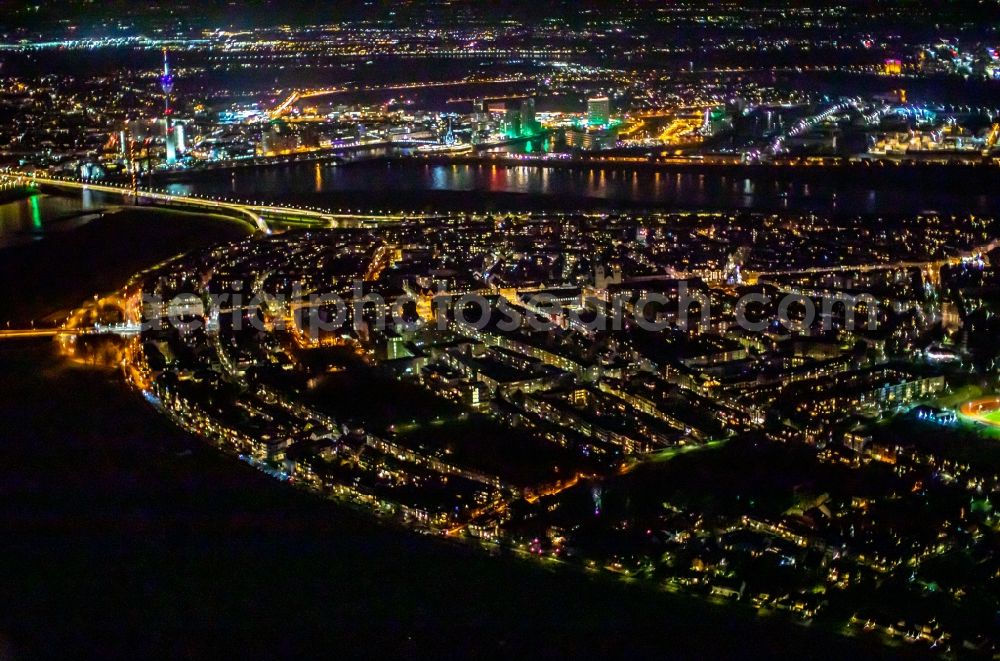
1;173;422;232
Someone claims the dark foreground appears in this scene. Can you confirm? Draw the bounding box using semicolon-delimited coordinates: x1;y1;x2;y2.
0;340;925;660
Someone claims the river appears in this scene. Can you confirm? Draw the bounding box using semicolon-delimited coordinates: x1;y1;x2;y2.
160;158;1000;215
0;191;115;249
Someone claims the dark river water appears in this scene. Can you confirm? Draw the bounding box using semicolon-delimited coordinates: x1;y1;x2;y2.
3;160;1000;246
160;159;1000;215
0;192;113;248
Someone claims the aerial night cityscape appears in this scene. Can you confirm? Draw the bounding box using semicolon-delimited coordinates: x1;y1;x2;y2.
5;0;1000;658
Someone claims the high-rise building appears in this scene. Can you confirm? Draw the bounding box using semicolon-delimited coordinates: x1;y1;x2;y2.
587;96;611;127
174;122;186;155
502;98;540;138
504;107;522;138
520;98;536;131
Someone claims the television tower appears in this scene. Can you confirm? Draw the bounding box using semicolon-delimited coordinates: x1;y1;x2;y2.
160;49;177;164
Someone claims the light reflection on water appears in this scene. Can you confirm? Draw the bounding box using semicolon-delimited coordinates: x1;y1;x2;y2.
8;162;996;223
0;194;108;248
160;160;1000;215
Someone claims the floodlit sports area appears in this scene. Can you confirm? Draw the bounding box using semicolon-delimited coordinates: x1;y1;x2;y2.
960;397;1000;428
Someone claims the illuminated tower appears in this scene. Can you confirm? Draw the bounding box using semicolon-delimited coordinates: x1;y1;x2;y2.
160;49;177;164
